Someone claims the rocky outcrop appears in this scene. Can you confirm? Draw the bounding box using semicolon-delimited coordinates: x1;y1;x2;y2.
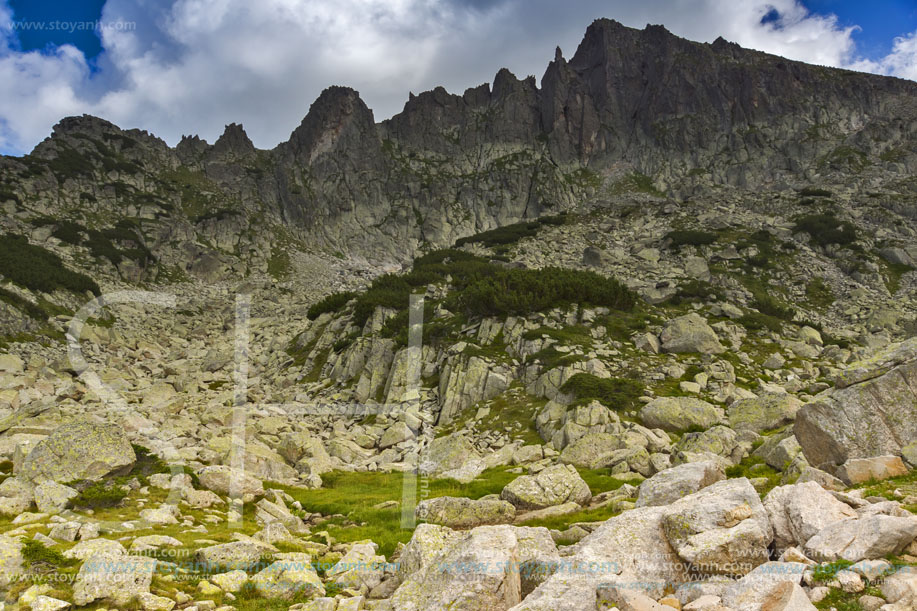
795;338;917;471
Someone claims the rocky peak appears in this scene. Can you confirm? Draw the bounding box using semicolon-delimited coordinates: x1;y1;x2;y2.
210;122;255;159
281;86;379;165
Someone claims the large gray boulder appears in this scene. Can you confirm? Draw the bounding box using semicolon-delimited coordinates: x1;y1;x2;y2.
661;478;773;576
18;419;136;483
660;313;725;354
727;393;801;433
636;461;725;507
250;555;325;600
198;465;264;497
640;397;724;432
326;542;386;591
803;515;917;562
509;506;689;609
415;496;515;529
72;553;157;606
721;562;809;611
763;482;858;552
795;338;917;471
418;433;480;477
391;525;558;611
0;535;23;588
500;465;591;511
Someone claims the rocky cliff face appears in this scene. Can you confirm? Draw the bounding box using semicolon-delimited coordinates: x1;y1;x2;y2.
2;19;916;274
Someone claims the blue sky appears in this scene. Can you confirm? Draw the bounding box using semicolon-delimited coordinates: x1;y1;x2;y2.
1;0;916;156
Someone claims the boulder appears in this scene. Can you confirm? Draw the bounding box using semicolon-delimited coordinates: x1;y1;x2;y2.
210;569;249;593
418;433;480;477
137;593;175;611
0;535;23;588
837;455;909;485
500;465;591;511
720;561;808;611
379;422;414;449
195;538;277;571
661;478;773;576
198;465;264;497
415;496;515;528
559;432;628;469
33;482;78;514
727;393;801;433
251;555;324;600
18;419;136;483
763;482;858;552
391;525;558;611
803;515;917;562
674;426;743;463
640;397;724;432
660;313;726;354
636;461;725;507
795;338;917;471
509;506;689;609
279;433;335;475
72;553;157;606
64;539;126;561
326;542;386;591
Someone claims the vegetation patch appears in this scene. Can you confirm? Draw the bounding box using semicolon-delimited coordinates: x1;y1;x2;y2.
454;214;567;250
665;230;717;249
793;213;857;247
0;234;100;295
560;373;643;411
805;277;835;309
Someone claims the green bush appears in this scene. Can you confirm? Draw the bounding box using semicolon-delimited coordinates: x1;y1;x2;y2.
454;215;567;249
451;267;635;318
793;214;857;247
0;286;47;320
665;230;717;248
22;540;77;569
68;481;128;509
560;373;643;411
798;187;832;198
307;291;359;320
738;312;783;333
751;292;795;321
0;234;100;295
672;280;725;304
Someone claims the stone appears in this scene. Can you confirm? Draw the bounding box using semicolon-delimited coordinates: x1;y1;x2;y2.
18;419;136;483
198;465;264;497
509;506;689;609
210;570;249;593
280;433;335;475
30;596;71;611
64;538;126;561
660;313;726;355
757;581;817;611
326;542;386;591
727;393;801;433
804;515;917;562
379;422;414;449
0;354;24;373
418;433;480;477
195;539;277;571
392;525;558;611
636;461;726;507
137;593;176;611
763;482;858;552
837;455;909;485
880;569;917;605
72;553;157;606
130;535;182;553
720;562;808;611
559;432;627;469
251;557;324;600
754;434;803;470
140;504;180;526
33;481;78;514
640;397;724;432
597;585;669;609
415;496;515;529
661;478;773;576
674;426;742;463
0;535;23;588
795;338;917;470
500;464;591;510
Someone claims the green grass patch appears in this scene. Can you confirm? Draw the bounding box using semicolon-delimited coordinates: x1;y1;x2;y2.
609;173;664;197
805;277;835;309
725;456;783;496
307;291;358;320
22;540;78;570
798;187;833;198
454;214;567;249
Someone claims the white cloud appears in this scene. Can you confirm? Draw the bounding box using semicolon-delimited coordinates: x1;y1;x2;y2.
0;0;913;155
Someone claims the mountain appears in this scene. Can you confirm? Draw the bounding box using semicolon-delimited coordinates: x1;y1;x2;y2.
1;17;917;611
2;20;916;275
